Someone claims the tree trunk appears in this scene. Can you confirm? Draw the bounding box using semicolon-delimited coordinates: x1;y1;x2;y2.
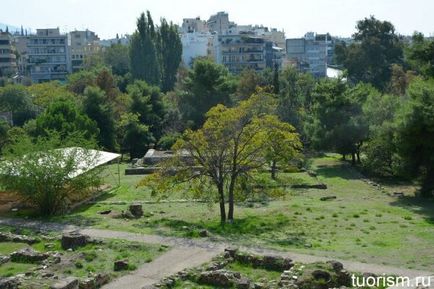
356;151;361;164
218;183;226;224
227;176;236;223
351;152;356;166
342;154;346;160
271;160;277;180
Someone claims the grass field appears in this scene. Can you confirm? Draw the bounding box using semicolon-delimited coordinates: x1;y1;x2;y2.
4;155;434;272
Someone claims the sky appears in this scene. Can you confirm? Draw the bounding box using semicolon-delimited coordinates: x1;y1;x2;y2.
1;0;433;39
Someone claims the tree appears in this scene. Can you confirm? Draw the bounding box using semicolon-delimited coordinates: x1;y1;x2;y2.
405;32;434;78
128;80;166;141
306;80;371;164
83;86;116;151
394;79;434;197
0;85;36;126
27;81;73;108
141;94;301;223
159;19;182;92
0;132;101;216
34;98;99;141
236;69;263;101
0;120;9;153
180;59;235;128
103;44;130;76
362;93;401;175
262;115;302;179
130;12;161;85
277;67;315;135
335;16;403;91
117;113;154;159
67;70;97;95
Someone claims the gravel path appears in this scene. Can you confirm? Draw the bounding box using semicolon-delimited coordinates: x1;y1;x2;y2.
1;218;432;289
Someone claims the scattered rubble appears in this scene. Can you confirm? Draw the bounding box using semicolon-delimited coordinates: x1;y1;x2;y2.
0;232;39;245
10;248;49;264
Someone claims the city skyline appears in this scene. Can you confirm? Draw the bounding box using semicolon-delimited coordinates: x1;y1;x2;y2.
1;0;434;39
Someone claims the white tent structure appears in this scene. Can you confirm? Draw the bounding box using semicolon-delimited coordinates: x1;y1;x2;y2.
0;147;121;181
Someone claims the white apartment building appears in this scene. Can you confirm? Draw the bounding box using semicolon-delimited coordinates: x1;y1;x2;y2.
27;28;70;83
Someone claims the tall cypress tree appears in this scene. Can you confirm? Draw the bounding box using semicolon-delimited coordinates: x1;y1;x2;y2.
130;12;161;86
159;19;182;92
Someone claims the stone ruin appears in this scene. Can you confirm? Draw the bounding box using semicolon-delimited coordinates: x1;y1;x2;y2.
154;248;358;289
125;149;194;175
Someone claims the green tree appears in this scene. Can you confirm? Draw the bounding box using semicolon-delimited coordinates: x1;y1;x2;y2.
336;16;403;90
141;94;301;223
180;59;235;128
159;19;182;92
405;32;434;78
0;85;36;126
117;113;154;159
128;80;166;141
103;44;130;76
34;98;99;140
236;69;263;101
83;87;116;151
395;79;434;197
0;120;9;152
0;132;101;216
67;70;97;95
277;67;315;135
27;81;73;108
362;93;400;175
130;12;161;85
306;80;370;164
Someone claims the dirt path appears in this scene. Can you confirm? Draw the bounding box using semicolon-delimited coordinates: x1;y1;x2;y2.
1;218;433;288
101;247;219;289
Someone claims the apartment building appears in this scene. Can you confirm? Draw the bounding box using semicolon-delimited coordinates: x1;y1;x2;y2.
215;34;269;74
27;28;70;83
69;30;101;72
207;12;235;35
286;32;334;77
0;31;17;77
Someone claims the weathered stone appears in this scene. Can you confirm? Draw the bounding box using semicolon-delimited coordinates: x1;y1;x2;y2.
114;260;129;271
263;255;293;271
224;247;238;258
327;260;344;272
0;277;19;289
10;248;49;264
95;273;110;287
235;277;250;289
199;230;209;237
0;256;10;265
336;270;352;286
320;196;337;201
61;232;88;250
291;183;327;190
311;270;331;282
50;277;79;289
0;232;38;245
78;278;95;289
198;270;241;287
129;204;143;218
